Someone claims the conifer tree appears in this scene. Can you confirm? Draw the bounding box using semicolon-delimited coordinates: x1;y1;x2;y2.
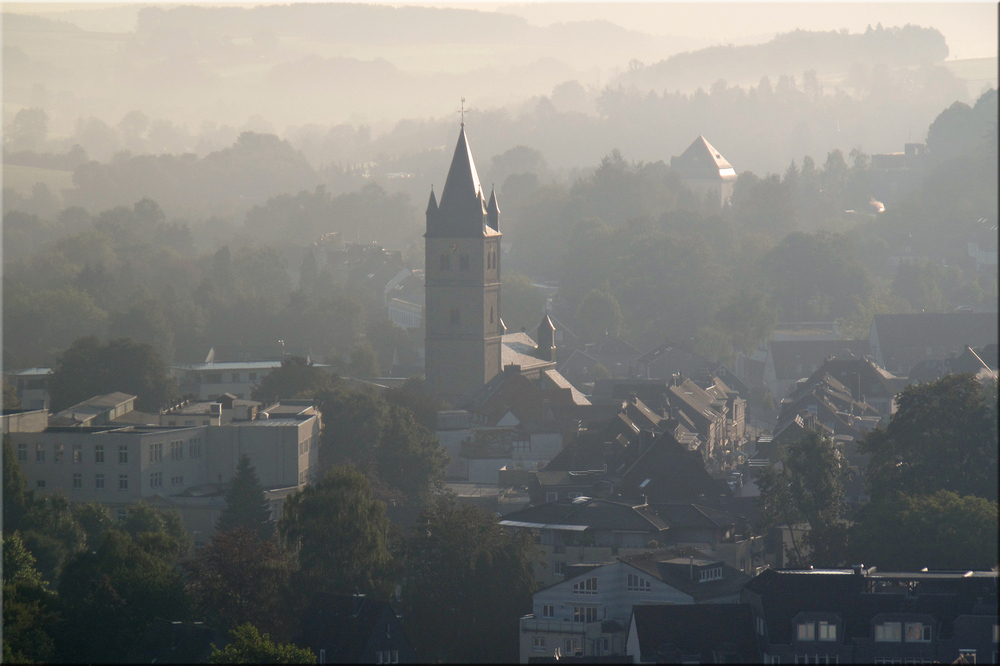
216;455;274;541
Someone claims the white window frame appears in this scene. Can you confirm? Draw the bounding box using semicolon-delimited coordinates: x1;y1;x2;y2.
573;577;598;594
542;604;555;618
819;621;836;641
118;445;128;464
532;636;546;652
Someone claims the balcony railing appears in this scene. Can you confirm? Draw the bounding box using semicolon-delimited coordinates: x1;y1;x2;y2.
521;616;585;634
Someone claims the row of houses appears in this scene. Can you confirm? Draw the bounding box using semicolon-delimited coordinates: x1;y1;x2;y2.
518;559;998;663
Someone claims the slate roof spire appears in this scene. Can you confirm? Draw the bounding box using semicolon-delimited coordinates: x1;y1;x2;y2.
426;186;438;213
439;125;483;209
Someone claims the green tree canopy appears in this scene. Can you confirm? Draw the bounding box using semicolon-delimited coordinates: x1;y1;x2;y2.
57;529;190;663
757;429;848;567
848;490;998;571
48;335;178;412
185;528;295;640
208;623;315;664
278;466;393;598
317;387;447;502
860;374;998;502
3;436;32;534
401;497;536;663
2;531;60;663
250;355;337;405
217;454;275;540
3;377;22;411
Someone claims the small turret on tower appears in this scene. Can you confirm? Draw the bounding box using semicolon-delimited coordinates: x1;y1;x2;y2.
536;314;556;362
487;186;500;231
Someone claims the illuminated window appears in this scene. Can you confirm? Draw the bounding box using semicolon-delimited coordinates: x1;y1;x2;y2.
905;623;930;642
876;622;902;642
797;622;815;641
819;621;837;641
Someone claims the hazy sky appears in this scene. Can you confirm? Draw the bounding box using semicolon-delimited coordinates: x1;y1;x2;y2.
10;1;998;61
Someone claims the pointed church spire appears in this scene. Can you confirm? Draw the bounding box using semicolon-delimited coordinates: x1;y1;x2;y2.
439;125;483;210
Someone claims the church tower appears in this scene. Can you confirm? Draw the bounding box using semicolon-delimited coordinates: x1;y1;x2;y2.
424;124;502;403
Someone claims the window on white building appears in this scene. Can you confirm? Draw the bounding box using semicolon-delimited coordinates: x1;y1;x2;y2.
72;473;82;489
573;606;599;623
95;444;104;463
36;443;45;462
73;444;82;463
17;443;27;462
118;445;128;464
532;637;546;652
95;474;104;490
573;577;597;594
564;639;580;655
54;443;64;462
119;474;129;490
542;605;555;618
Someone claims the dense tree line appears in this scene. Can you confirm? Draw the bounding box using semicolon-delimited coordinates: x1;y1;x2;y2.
756;374;998;571
3;434;534;663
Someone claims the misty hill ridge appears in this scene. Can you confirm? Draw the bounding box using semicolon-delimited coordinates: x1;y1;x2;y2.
628;25;949;90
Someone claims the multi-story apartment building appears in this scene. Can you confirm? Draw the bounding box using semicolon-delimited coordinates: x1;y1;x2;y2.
8;399;320;539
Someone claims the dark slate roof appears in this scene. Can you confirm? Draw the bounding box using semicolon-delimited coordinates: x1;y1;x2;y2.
618;433;730;505
631;603;761;663
440;125;482;208
769;340;873;383
742;569;999;646
621;548;751;601
653;503;739;531
426;125;498;238
872;312;998;372
499;497;667;533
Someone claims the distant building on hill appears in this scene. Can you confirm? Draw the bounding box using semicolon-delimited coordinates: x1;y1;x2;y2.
670;135;738;207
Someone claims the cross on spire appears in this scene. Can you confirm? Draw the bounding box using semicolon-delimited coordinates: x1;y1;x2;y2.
460;97;466;126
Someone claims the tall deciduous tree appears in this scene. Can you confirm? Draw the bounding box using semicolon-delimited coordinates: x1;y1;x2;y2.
217;454;275;540
848;490;998;571
2;531;60;663
860;374;998;502
48;336;178;412
757;429;848;567
185;528;294;639
3;436;31;534
402;497;536;663
56;530;190;663
278;466;392;598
